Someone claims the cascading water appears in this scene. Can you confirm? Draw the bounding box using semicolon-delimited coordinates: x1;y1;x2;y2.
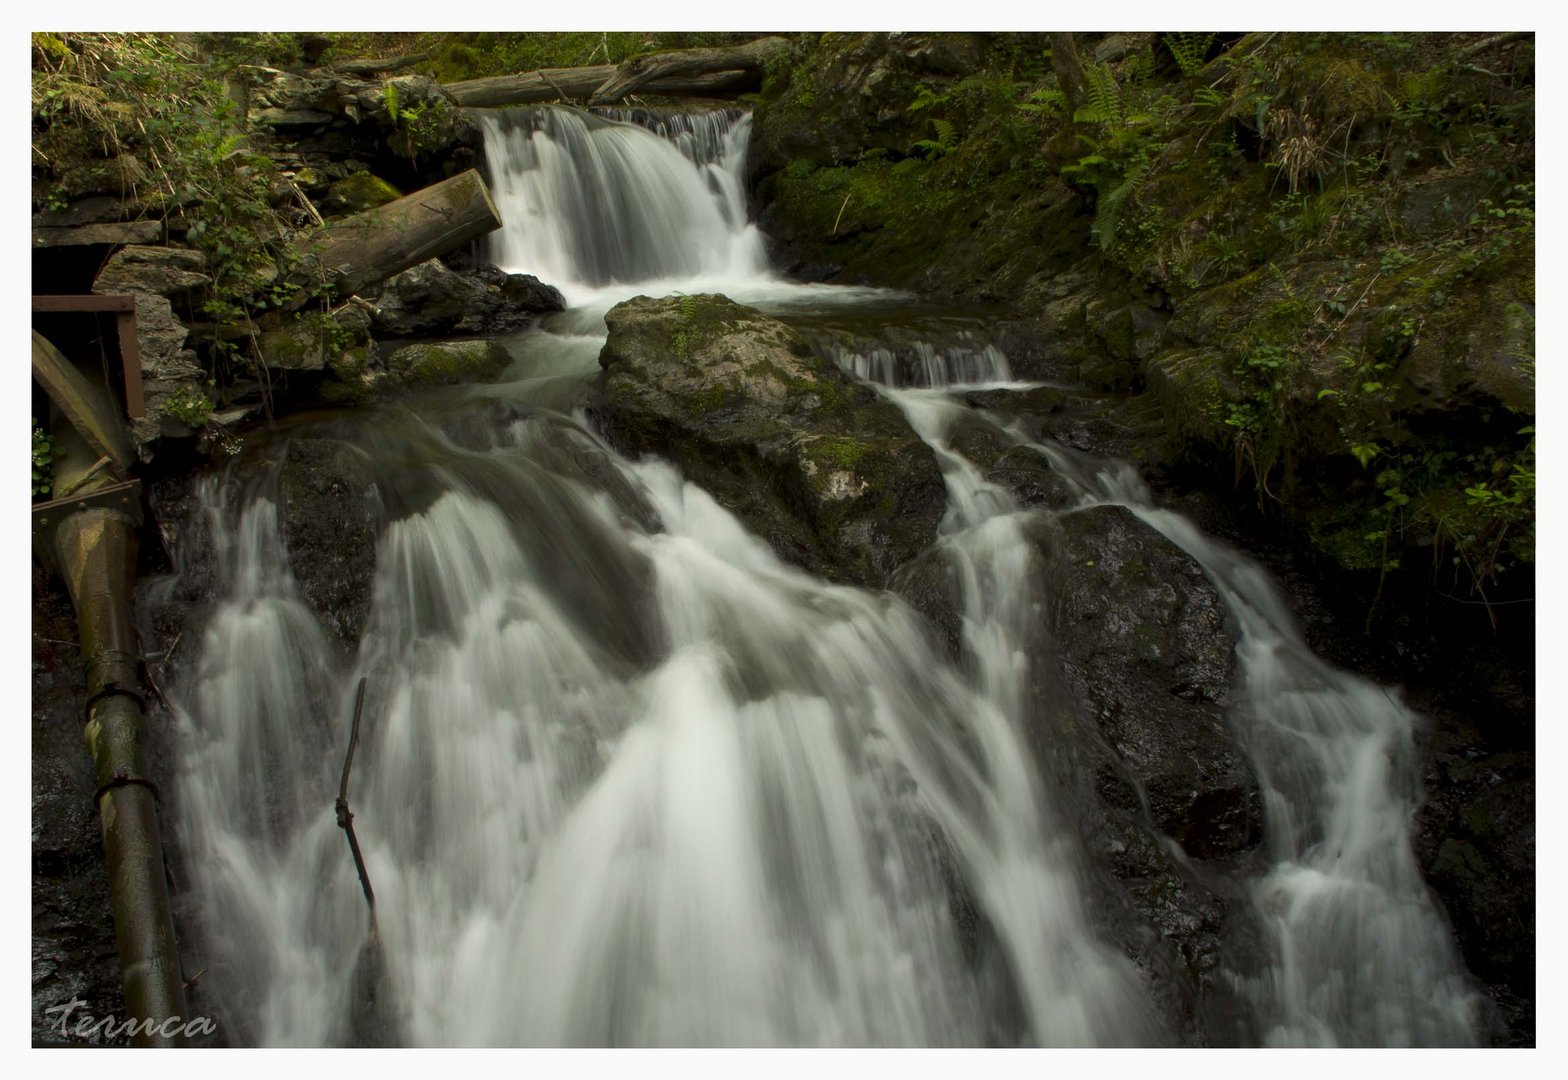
478;108;771;306
1036;448;1483;1046
161;106;1481;1047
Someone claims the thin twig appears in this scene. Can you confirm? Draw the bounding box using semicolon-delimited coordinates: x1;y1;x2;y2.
335;676;377;923
831;193;851;235
56;456;114;499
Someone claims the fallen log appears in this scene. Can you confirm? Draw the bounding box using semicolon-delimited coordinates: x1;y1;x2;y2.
329;51;431;76
446;65;752;107
588;36;789;105
442;36;789;108
290;168;501;303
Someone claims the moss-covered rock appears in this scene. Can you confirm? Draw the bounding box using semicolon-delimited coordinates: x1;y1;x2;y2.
383;338;512;389
322;170;401;215
591;293;945;586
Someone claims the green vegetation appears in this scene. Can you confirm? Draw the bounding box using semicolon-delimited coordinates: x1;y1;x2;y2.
32;420;54;499
755;31;1533;619
31;32;331;412
158;385;216;428
322;31;753;83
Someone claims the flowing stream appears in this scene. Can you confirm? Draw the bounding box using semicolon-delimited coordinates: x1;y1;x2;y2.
159;106;1480;1047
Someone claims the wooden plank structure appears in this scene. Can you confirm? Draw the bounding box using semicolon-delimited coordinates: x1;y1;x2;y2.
31;328;136;473
32;295;145;419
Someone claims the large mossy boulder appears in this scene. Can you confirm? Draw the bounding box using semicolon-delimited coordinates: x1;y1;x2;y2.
591;293;945;586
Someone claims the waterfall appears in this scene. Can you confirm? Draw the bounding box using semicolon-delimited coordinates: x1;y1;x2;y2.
478;108;772;306
159;105;1481;1047
829;337;1016;389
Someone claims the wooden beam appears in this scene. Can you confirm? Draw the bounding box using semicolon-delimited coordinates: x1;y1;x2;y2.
31;330;135;476
33;294;137;313
32;296;146;419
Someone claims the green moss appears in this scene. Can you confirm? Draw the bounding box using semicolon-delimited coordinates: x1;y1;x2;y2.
388;340;508;388
807;436;871;472
327;170;402;213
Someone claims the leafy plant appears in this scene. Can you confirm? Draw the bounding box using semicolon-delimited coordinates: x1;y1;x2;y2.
672;294;698;358
32;420;54;498
1163;33;1215;77
911;118;959;159
158;386;215;428
32;33;308;408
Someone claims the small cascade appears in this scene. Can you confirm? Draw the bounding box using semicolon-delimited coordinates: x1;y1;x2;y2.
477;107;770;304
828;337;1015;389
1005;434;1485;1046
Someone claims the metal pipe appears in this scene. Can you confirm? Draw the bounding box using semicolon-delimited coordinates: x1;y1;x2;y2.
54;507;189;1047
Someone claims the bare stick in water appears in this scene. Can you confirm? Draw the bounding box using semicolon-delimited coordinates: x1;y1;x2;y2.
336;676;377;923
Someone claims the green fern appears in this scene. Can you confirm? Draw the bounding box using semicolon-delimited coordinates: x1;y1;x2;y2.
1075;63;1125;125
911;117;959;159
1018;86;1068;116
1163;33;1214;77
673;293;697;358
1091;160;1150;250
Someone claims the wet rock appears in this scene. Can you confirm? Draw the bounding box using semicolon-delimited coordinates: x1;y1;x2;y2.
382;338;513;390
253;300;381;385
592;293;945;587
276;438;382;645
1414;720;1535;1044
1038;505;1260;861
942;408;1076;510
888;547;965;662
366;259;564;338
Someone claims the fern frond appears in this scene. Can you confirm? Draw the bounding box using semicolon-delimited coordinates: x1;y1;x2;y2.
1164;33;1214;77
1091;160;1149;250
1078;63;1125;125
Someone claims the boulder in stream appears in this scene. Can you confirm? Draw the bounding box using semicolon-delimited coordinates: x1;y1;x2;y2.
366;258;565;338
1039;505;1260;861
592;294;946;586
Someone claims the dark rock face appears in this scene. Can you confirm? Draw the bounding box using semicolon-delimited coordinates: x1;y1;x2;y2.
1414;714;1535;1044
591;293;946;587
1016;506;1259;1042
366;259;564;338
276;439;382;645
1039;505;1260;861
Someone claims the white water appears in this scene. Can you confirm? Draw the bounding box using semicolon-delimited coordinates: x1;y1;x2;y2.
1007;435;1484;1046
828;337;1016;389
479;107;772;308
164;106;1480;1047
